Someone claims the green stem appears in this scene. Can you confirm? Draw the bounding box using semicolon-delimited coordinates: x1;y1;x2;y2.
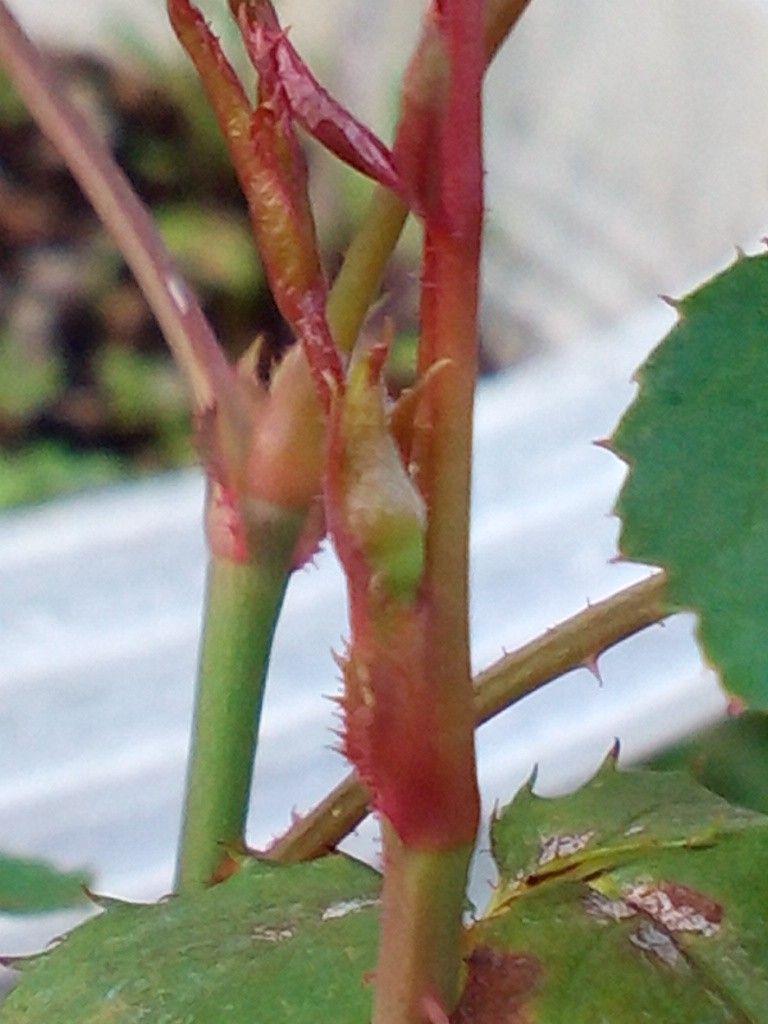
374;825;473;1024
175;550;294;891
327;187;409;354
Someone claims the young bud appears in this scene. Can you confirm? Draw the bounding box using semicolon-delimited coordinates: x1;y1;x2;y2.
327;346;426;605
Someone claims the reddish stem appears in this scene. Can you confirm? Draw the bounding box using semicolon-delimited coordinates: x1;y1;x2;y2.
415;0;486;846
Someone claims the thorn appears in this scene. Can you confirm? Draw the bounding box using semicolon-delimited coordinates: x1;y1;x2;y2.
582;654;603;685
525;763;539;794
608;553;627;565
83;888;130;911
734;244;747;261
421;993;450;1024
209;850;242;886
761;236;768;250
607;738;621;762
592;437;615;452
659;293;681;310
727;695;747;717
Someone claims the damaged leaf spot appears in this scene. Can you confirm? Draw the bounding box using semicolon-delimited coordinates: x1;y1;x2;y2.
582;890;635;924
321;897;380;922
623;823;644;837
251;924;295;943
537;831;595;866
624;882;722;938
584;880;722;941
629;924;682;968
451;946;541;1024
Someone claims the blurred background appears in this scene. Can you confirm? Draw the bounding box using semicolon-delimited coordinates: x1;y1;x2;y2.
2;0;768;991
4;0;768;506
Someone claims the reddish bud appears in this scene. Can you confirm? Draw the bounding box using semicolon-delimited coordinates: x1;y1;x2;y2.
322;346;477;846
169;0;328;342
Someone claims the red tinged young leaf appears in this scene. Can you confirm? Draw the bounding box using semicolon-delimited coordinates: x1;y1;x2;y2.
167;0;252;170
245;102;324;320
231;0;408;200
169;0;342;518
168;0;328;337
293;291;345;409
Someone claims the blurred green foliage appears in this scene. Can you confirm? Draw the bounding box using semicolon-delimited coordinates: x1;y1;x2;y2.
0;45;420;510
650;712;768;816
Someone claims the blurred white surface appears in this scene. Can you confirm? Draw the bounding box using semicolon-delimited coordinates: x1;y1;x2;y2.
0;304;727;964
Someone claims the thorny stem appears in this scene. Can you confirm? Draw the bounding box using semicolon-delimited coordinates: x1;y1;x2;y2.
267;574;667;863
366;1;487;1016
473;573;666;724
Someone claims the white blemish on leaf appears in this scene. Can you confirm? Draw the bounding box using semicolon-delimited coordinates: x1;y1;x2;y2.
624;823;644;837
630;924;681;967
252;925;294;943
537;830;595;866
624;883;721;938
582;890;635;923
321;897;380;921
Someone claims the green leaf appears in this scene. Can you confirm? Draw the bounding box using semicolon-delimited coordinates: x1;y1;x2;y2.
651;711;768;816
469;758;768;1022
0;854;89;915
3;854;379;1024
611;251;768;707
